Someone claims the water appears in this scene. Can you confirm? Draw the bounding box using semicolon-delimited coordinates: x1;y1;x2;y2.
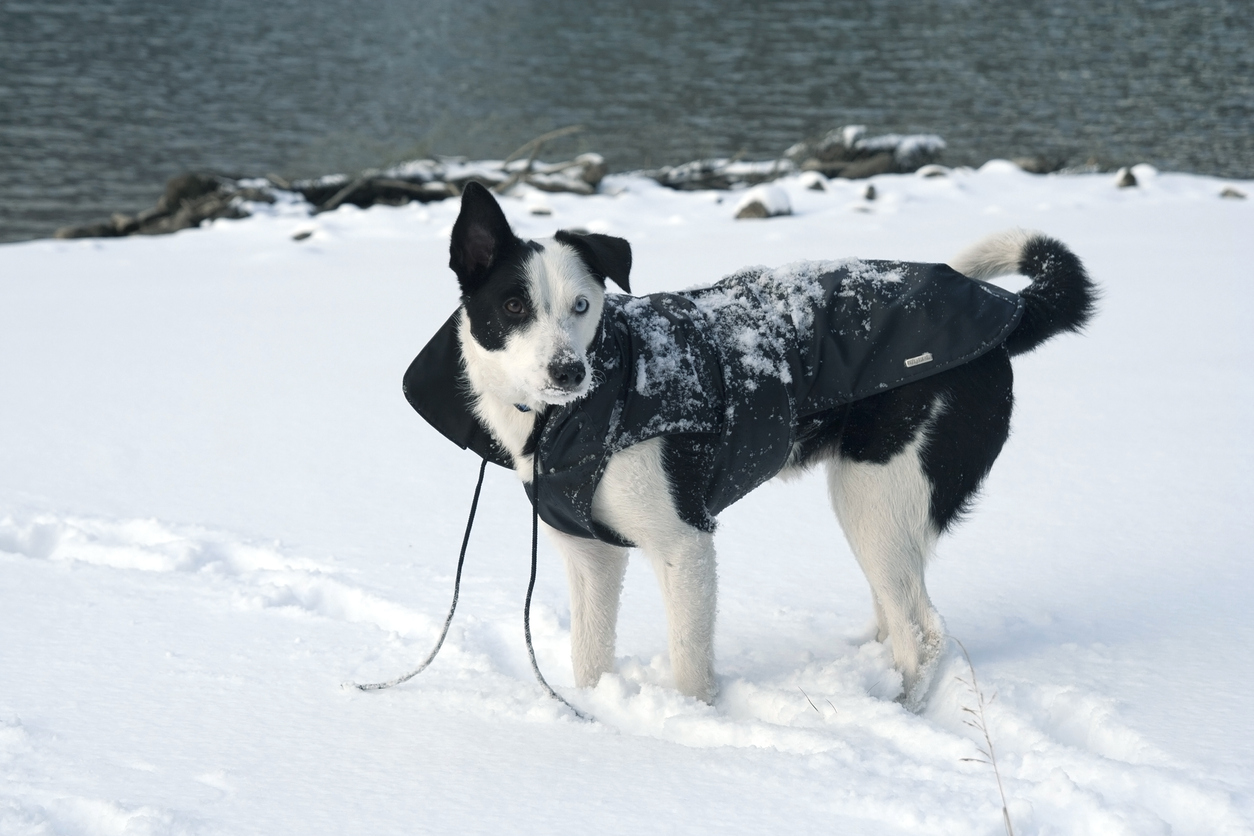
1;0;1250;243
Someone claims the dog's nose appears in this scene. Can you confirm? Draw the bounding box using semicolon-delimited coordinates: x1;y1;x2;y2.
548;358;586;389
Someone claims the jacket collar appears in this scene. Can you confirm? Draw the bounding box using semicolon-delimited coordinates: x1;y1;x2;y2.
402;310;513;468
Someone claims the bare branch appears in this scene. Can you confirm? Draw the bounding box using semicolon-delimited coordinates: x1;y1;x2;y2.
502;125;585;165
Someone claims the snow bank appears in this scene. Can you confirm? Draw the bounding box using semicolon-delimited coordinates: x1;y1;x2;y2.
2;165;1252;835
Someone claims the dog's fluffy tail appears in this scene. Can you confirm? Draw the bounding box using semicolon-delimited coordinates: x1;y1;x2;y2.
950;228;1097;357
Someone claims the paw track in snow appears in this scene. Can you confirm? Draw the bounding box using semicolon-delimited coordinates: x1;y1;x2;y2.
3;510;1253;834
0;715;198;836
0;513;432;638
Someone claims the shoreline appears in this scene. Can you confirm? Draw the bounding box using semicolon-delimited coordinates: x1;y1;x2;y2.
14;125;1253;243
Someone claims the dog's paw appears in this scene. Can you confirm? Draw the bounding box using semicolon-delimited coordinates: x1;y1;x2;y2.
901;627;946;712
671;659;719;705
676;674;719;706
902;661;938;713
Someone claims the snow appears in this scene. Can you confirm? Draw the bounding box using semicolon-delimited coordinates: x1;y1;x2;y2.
2;163;1253;835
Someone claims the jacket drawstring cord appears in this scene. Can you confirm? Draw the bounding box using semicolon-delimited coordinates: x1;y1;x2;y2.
526;442;591;720
348;456;488;692
347;447;592;721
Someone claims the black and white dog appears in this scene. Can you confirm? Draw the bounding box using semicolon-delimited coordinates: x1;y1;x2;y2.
407;182;1095;709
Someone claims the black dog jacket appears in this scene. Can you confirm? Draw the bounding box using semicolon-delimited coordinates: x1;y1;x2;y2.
405;260;1023;546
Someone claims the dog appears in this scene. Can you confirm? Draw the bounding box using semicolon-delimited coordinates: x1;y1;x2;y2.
406;181;1095;709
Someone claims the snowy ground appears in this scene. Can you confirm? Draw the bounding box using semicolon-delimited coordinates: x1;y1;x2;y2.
2;163;1252;835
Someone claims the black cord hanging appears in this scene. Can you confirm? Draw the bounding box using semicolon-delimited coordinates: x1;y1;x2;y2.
349;457;488;691
525;447;590;721
349;429;590;720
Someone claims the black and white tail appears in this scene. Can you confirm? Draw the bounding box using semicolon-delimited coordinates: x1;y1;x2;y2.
950;229;1097;356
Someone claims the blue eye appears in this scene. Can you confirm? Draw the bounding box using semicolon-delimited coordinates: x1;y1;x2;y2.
573;296;589;314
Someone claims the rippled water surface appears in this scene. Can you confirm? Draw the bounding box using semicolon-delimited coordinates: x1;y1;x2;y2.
1;0;1250;242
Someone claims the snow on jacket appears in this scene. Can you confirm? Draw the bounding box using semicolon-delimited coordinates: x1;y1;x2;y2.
404;259;1024;546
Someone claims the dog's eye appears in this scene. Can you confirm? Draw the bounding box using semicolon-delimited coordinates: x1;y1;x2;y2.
503;298;527;316
573;296;589;314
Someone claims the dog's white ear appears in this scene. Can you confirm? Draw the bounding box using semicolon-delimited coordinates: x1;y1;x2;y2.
554;230;633;294
449;182;519;294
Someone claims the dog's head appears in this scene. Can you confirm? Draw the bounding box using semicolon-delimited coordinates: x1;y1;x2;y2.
449;182;632;406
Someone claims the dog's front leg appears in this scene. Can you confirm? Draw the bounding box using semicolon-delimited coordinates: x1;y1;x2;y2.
592;439;719;703
642;531;718;703
543;524;628;688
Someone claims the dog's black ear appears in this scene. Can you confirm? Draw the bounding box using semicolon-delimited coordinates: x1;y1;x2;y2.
449;182;519;294
554;230;632;294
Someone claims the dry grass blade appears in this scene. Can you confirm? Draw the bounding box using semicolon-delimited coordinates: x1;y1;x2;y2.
952;637;1016;836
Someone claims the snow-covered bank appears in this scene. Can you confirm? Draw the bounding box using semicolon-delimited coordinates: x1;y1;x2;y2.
2;163;1252;835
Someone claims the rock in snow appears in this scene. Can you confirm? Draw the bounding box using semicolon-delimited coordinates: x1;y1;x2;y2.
1114;166;1138;188
733;184;792;219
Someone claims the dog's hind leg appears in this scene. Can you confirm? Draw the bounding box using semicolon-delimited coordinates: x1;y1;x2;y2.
826;438;945;711
544;525;628;688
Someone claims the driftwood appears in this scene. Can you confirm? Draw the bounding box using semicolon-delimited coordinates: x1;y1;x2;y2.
298;126;604;214
54;174;271;239
783;125;946;178
310;177;457;214
645;158;794;191
53;154;606;239
51;125;961;240
54;125;607;239
1011;156;1068;175
642;126;947;192
490;125;600;195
